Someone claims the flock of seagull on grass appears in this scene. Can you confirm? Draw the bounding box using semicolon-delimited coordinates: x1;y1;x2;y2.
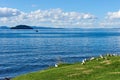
81;54;118;65
54;54;118;67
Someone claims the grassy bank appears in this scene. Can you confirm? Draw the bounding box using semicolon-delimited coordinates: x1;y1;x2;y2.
13;55;120;80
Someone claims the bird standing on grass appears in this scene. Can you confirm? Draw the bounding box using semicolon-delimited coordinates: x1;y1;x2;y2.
55;64;58;67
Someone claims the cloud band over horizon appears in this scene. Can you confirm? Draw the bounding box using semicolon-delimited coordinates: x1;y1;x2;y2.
0;7;120;28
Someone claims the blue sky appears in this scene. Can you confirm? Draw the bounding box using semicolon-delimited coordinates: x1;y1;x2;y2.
0;0;120;28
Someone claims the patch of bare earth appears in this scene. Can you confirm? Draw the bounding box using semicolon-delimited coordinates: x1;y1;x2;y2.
67;73;81;77
82;69;93;74
67;68;86;77
94;66;103;69
101;60;111;65
74;67;85;70
109;72;120;74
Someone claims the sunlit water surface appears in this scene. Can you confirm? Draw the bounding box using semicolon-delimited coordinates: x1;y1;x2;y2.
0;28;120;79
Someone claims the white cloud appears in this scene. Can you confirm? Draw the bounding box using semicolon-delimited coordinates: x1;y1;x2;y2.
106;10;120;19
0;7;22;17
0;7;97;27
2;7;120;28
99;10;120;27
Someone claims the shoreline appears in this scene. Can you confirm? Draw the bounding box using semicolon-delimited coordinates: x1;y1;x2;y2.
12;54;120;80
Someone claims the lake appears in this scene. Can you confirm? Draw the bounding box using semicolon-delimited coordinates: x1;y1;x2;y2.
0;28;120;79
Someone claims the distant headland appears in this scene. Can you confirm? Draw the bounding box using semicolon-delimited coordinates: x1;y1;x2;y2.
0;25;63;29
10;25;33;29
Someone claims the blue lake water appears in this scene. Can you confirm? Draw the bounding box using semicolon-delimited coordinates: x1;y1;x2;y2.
0;28;120;79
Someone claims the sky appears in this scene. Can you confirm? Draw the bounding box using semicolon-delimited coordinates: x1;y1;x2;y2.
0;0;120;28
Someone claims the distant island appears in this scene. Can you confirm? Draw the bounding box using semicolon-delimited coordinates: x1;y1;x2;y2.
10;25;33;29
10;25;62;29
0;25;63;29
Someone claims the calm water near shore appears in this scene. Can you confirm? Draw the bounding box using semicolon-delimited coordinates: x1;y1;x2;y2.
0;28;120;79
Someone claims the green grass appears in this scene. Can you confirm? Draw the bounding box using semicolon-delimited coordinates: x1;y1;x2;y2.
13;55;120;80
